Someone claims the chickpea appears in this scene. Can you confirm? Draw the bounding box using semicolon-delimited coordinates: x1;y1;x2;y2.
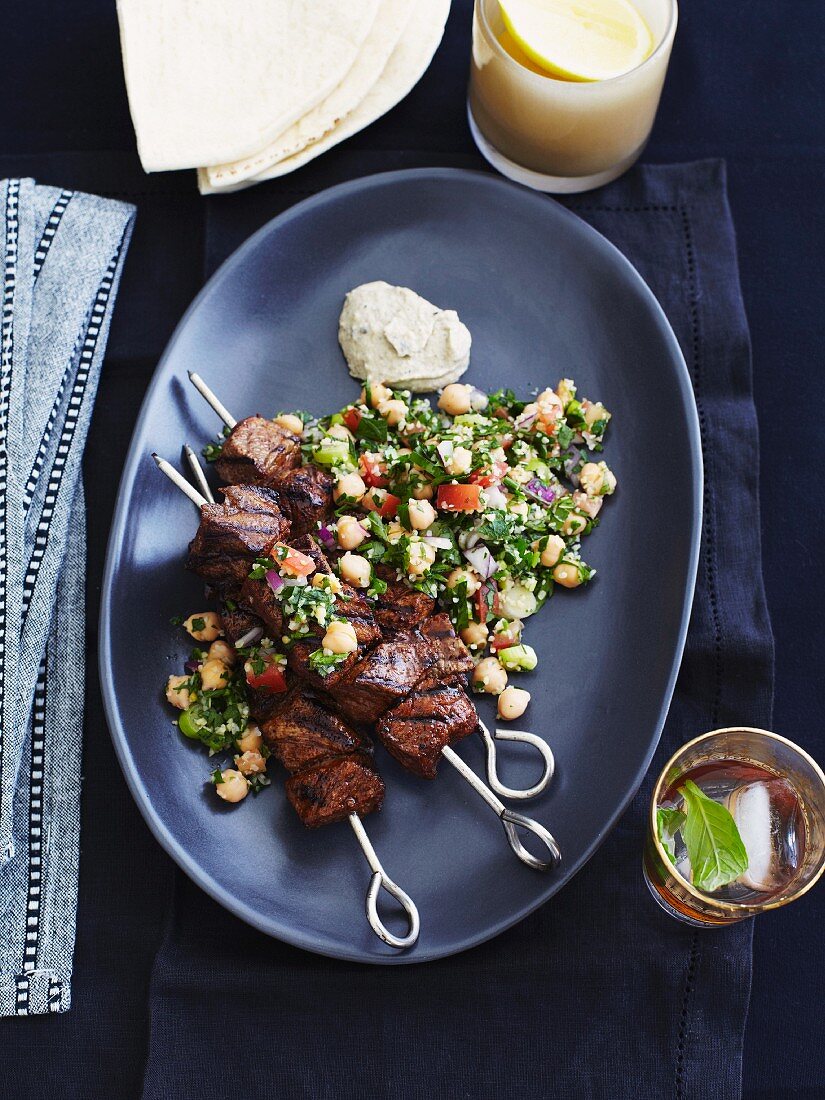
446;445;473;476
165;674;191;710
536;388;563;422
335;515;366;551
208;640;235;666
236;723;263;754
411;481;434;500
539;534;565;569
553;561;582;589
200;657;230;691
472;656;508;695
183;611;223;643
215;769;249;804
274;413;303;436
561;512;588;537
498;686;531;721
573;490;603;519
234;750;267;776
408;498;437;531
579;460;617;497
438;383;473;417
363;381;392;409
407;540;436;577
509;500;529;518
327;423;354;442
334;472;367;502
584;401;609;429
386;520;405;543
339;552;371;588
460;622;489;649
446;567;481;596
379;399;407;427
557;378;576;406
322;620;358;654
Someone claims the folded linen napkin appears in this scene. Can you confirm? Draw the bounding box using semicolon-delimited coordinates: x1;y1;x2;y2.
0;180;134;1015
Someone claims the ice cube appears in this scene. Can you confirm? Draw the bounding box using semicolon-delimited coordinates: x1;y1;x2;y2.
729;781;775;891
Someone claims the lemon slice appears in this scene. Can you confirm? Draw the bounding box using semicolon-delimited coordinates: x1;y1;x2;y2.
498;0;654;82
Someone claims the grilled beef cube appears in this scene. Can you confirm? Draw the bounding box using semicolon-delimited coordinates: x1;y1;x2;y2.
285;753;384;827
274;465;334;536
187;490;289;594
287;640;360;691
376;684;479;779
416;613;473;690
219;603;262;646
221;484;285;516
238;576;284;640
215;415;301;484
261;687;369;773
329;632;435;724
371;566;436;633
246;684;286;727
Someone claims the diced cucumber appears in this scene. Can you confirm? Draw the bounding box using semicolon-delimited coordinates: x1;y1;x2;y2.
498;644;538;671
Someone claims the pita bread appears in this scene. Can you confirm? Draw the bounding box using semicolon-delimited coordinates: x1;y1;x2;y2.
205;0;413;189
117;0;380;171
199;0;450;194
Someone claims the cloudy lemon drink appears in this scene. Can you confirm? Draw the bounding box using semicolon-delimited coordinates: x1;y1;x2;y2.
468;0;677;192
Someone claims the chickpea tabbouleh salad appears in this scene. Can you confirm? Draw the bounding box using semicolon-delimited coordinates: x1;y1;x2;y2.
165;375;615;806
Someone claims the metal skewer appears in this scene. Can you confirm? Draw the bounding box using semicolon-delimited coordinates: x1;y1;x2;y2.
187;376;563;869
477;720;555;801
184;443;215;503
441;746;560;872
153;451;420;949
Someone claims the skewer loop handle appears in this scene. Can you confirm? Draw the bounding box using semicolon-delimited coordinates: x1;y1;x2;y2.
478;721;555;801
500;809;561;872
349;814;420;950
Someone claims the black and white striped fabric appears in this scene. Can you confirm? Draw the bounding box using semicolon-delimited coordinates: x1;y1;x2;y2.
0;179;134;1015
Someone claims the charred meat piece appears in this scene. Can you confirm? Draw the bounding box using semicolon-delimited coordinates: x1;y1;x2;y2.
285;753;384;827
219;602;262;646
261;687;370;773
221;484;285;517
287;639;360;691
186;488;289;595
215;415;302;485
274;465;334;536
376;683;479;779
238;575;284;641
371;566;436;633
328;632;435;725
416;613;474;690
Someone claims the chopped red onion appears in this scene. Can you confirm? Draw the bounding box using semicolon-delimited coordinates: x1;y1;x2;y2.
422;535;453;550
462;542;498;579
265;570;284;592
524;477;556;506
514;407;537;431
184;659;200;674
564;446;581;486
317;525;336;548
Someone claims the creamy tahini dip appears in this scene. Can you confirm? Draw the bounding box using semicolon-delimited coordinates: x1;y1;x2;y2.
338;281;471;393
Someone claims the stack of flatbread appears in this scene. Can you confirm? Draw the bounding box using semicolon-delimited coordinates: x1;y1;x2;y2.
116;0;450;194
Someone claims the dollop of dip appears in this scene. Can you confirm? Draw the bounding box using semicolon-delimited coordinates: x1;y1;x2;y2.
338;281;471;393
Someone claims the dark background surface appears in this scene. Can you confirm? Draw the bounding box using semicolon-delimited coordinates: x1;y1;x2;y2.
1;1;823;1096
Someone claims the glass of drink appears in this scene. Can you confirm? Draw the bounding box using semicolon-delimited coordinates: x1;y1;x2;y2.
644;728;825;927
468;0;678;193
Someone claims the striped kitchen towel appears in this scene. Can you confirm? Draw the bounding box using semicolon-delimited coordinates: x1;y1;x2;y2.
0;179;135;1015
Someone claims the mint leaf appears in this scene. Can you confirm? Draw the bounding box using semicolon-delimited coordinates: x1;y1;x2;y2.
656;807;686;865
680;780;749;892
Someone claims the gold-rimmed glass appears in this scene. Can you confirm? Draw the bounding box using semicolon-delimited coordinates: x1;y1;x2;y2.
644;727;825;927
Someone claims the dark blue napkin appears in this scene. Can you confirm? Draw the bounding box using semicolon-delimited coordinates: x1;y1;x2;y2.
129;158;770;1100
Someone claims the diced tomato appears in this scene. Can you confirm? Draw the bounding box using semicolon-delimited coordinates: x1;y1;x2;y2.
491;627;520;650
436;483;482;513
500;434;514;451
271;543;315;577
380;492;400;518
245;657;287;694
475;580;500;624
361;488;400;518
342;407;362;433
469;459;508;488
359;452;388;488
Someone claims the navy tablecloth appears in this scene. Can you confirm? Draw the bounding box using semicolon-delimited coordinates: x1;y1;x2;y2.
1;1;823;1096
